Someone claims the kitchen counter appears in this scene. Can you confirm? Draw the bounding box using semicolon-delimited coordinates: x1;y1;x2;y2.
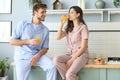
11;59;120;68
12;59;120;80
84;63;120;68
84;59;120;68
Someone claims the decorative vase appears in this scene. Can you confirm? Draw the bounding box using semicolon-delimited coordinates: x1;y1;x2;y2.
95;0;105;9
29;0;42;8
53;0;62;10
0;71;5;77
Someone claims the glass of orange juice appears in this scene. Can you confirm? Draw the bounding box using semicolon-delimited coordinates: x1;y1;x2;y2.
35;36;41;43
61;15;68;21
34;34;41;43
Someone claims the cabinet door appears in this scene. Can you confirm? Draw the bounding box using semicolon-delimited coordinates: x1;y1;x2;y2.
13;66;46;80
79;68;100;80
107;69;120;80
30;66;46;80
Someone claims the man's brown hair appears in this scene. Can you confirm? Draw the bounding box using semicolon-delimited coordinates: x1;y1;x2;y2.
32;3;47;15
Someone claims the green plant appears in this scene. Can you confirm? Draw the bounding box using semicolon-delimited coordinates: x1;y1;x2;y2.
0;57;10;77
113;0;120;8
29;0;42;7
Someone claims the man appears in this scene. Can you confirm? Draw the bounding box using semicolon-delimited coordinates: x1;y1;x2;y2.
10;3;57;80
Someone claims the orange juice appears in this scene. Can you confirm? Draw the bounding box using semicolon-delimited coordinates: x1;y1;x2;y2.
61;15;68;21
36;36;41;43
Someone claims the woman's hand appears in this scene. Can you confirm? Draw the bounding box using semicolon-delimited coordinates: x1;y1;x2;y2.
66;59;74;70
60;15;68;26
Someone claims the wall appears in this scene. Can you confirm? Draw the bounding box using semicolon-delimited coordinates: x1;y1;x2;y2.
0;0;30;80
0;0;120;80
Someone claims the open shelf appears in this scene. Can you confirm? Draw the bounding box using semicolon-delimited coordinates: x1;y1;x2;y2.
29;8;120;22
47;9;120;14
46;9;120;22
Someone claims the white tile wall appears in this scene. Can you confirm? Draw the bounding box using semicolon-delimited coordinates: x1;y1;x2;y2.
89;32;120;58
48;32;66;57
44;22;120;58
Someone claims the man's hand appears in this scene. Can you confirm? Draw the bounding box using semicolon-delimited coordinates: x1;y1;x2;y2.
28;39;40;45
30;53;40;66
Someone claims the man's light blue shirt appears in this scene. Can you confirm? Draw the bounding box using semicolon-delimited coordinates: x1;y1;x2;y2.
12;19;49;60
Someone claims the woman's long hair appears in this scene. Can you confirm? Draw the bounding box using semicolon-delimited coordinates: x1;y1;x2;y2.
65;6;86;33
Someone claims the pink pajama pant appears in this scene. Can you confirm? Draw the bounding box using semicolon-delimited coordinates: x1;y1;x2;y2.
53;53;88;80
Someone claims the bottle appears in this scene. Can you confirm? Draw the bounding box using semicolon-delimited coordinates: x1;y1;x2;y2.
53;0;62;9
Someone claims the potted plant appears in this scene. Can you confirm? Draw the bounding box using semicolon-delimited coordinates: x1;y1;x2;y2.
0;57;10;80
29;0;42;8
113;0;120;8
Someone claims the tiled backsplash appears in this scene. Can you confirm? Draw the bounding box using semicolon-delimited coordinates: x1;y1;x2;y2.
44;22;120;58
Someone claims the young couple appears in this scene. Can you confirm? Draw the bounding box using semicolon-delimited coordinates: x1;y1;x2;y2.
10;3;89;80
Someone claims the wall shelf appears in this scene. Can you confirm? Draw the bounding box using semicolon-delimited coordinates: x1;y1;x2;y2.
47;9;120;14
46;9;120;22
30;9;120;22
47;9;104;14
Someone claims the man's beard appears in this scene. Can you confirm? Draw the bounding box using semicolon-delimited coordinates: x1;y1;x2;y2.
37;17;45;21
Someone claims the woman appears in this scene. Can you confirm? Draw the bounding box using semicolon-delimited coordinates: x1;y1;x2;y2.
54;6;89;80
